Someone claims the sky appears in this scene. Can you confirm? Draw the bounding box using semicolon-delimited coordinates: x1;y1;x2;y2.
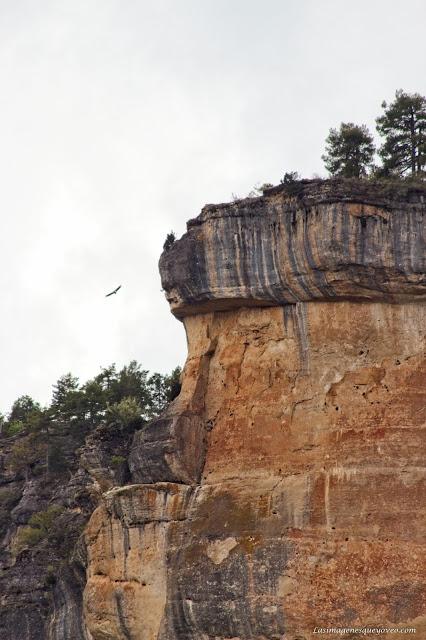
0;0;425;412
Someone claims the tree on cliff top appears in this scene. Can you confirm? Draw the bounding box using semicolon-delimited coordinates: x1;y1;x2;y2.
376;89;426;178
322;122;375;178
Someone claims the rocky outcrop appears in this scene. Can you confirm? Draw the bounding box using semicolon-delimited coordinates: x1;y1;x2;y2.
0;418;139;640
0;455;95;640
84;179;426;639
160;178;425;316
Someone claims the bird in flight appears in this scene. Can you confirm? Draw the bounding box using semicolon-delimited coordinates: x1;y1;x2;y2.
105;285;122;297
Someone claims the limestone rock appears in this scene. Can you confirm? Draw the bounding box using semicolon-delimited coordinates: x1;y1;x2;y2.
84;483;194;639
160;178;426;317
129;412;207;484
83;179;426;639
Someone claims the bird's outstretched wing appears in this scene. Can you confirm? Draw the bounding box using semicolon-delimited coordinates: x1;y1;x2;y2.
106;285;122;297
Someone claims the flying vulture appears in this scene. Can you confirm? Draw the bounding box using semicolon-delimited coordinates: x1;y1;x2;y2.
105;285;122;297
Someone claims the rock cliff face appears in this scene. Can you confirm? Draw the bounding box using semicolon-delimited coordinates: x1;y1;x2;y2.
0;435;95;640
84;179;426;639
0;417;138;640
160;179;425;316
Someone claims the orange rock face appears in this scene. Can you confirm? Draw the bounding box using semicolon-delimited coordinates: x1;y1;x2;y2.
84;181;426;639
84;302;425;639
181;303;425;635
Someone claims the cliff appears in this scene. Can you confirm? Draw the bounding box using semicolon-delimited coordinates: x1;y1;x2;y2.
160;178;425;316
83;179;426;639
0;407;140;639
1;179;423;639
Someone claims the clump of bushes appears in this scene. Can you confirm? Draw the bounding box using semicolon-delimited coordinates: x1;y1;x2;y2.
106;397;142;431
15;505;64;551
2;420;25;437
280;171;300;184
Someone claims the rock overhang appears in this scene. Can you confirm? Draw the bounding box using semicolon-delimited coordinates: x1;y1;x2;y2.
83;178;426;640
159;178;426;318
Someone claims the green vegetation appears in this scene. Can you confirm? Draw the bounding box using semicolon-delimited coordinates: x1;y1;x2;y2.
246;183;270;197
2;420;26;437
322;123;375;179
1;361;182;478
106;397;142;430
10;433;45;477
9;395;42;423
15;505;64;550
376;89;426;178
1;396;43;436
29;505;64;532
16;525;45;548
322;89;426;180
247;91;426;189
280;171;300;184
232;90;426;196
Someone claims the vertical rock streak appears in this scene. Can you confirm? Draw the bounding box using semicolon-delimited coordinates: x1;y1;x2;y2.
84;180;426;639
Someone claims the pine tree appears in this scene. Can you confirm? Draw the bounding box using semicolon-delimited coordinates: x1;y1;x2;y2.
9;395;41;423
322;123;375;178
376;89;426;178
51;373;83;424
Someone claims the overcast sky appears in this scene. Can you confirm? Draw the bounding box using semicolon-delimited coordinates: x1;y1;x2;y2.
0;0;424;412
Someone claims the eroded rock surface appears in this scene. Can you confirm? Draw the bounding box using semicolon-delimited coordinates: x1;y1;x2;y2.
160;178;425;316
0;416;140;640
84;180;426;639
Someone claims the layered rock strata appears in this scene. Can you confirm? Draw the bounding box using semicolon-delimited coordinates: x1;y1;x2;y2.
84;179;426;639
160;178;425;315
